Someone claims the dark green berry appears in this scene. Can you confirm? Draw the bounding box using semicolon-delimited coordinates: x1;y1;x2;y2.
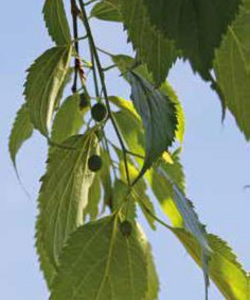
88;155;102;172
79;93;88;110
91;103;107;122
120;220;132;237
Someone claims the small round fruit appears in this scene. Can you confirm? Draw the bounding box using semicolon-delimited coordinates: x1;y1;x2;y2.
91;103;107;122
120;220;132;237
79;93;88;109
88;155;102;172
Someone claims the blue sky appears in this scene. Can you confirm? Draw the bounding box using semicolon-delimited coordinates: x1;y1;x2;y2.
0;1;250;300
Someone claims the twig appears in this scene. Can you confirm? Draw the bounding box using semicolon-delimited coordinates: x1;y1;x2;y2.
70;0;80;93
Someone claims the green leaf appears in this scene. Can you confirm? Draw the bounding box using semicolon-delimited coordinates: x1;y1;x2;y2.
146;151;185;227
171;228;248;300
9;103;33;167
127;71;177;177
36;131;98;267
142;0;241;78
160;149;186;192
113;179;137;222
91;1;122;22
43;0;71;45
50;215;148;300
99;147;113;208
120;161;156;230
35;217;57;289
214;1;250;140
170;184;211;296
161;84;185;144
138;227;159;300
51;94;85;143
83;175;102;221
24;46;72;135
111;56;185;143
111;96;145;157
118;0;178;85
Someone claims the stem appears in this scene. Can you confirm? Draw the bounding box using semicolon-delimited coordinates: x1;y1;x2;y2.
102;64;116;72
126;150;144;160
78;0;131;186
84;0;98;5
71;34;88;43
107;139;144;160
90;50;100;99
132;189;172;231
70;0;80;93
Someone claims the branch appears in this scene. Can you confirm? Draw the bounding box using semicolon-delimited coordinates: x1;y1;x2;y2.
78;0;131;186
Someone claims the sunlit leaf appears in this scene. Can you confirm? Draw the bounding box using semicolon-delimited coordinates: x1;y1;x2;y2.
214;1;250;140
24;46;72;135
111;56;184;144
99;147;113;209
171;228;248;300
43;0;71;45
36;131;98;267
51;94;85;143
91;1;122;22
127;71;177;177
113;179;137;222
146;151;185;227
138;226;159;300
83;174;102;221
50;215;148;300
119;0;178;85
170;184;211;296
9;103;33;167
111;96;145;158
35;216;57;289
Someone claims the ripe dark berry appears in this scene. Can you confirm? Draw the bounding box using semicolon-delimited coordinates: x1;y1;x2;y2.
120;220;132;237
88;155;102;172
91;103;107;122
79;93;88;110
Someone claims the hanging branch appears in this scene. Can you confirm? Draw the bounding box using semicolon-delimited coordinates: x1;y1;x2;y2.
77;0;131;186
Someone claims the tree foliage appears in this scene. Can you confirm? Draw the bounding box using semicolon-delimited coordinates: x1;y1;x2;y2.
9;0;250;299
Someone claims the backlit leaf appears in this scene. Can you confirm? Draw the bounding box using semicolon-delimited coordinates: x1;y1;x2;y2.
139;227;159;300
35;216;57;289
91;1;122;22
119;0;178;85
111;96;145;158
43;0;71;45
214;0;250;140
111;56;184;144
127;71;177;177
9;103;33;167
51;94;85;143
170;184;211;297
146;151;185;227
24;46;72;135
83;175;102;221
36;131;98;267
50;215;148;300
171;228;248;300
